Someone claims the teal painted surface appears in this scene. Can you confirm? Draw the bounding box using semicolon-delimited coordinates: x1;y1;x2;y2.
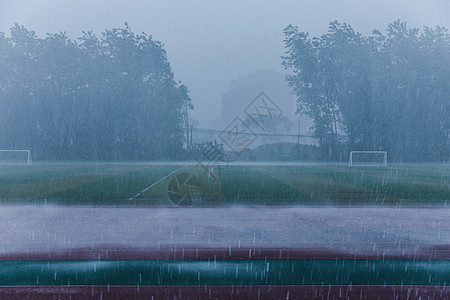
1;259;449;286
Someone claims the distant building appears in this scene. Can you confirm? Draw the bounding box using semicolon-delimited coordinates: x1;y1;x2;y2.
214;69;315;146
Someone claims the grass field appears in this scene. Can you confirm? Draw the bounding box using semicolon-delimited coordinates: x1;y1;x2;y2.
0;163;449;206
0;164;180;205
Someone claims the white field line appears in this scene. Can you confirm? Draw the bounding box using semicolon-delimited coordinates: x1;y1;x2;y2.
128;165;188;201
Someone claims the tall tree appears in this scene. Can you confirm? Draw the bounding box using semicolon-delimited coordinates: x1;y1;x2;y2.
282;20;449;162
0;23;192;160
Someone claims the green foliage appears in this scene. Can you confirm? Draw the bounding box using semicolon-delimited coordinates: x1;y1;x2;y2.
0;23;192;160
282;20;450;162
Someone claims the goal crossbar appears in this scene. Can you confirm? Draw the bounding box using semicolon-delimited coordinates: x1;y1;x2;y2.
0;150;32;165
349;151;387;166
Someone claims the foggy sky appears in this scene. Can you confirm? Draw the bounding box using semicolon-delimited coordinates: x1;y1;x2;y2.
1;0;449;127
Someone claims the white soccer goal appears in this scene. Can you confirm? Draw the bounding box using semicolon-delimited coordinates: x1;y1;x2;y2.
349;151;387;166
0;150;32;165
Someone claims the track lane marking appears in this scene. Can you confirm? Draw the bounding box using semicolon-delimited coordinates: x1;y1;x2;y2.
128;165;187;201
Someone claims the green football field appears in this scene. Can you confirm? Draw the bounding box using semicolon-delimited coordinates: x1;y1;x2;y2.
0;163;449;206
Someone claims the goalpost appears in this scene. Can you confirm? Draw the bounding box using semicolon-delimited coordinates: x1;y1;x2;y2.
0;150;32;165
349;151;387;166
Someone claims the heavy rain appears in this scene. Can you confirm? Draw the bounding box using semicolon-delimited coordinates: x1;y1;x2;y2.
0;0;449;299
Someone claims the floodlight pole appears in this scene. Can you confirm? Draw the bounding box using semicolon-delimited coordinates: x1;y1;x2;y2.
297;119;300;158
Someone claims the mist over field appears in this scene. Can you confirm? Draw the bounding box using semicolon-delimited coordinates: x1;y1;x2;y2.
0;19;448;162
1;0;449;126
0;0;448;164
0;2;450;298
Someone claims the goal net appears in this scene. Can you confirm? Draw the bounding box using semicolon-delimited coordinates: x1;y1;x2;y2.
349;151;387;166
0;150;32;165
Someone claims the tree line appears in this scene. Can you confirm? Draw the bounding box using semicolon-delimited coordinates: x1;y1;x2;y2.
0;23;192;161
283;20;449;162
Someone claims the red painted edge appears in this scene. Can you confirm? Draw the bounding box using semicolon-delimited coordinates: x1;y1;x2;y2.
1;245;449;260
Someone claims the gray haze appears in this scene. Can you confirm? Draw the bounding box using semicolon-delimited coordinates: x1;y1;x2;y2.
1;0;449;127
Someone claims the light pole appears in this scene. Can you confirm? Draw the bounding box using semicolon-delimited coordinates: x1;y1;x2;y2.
297;119;301;159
